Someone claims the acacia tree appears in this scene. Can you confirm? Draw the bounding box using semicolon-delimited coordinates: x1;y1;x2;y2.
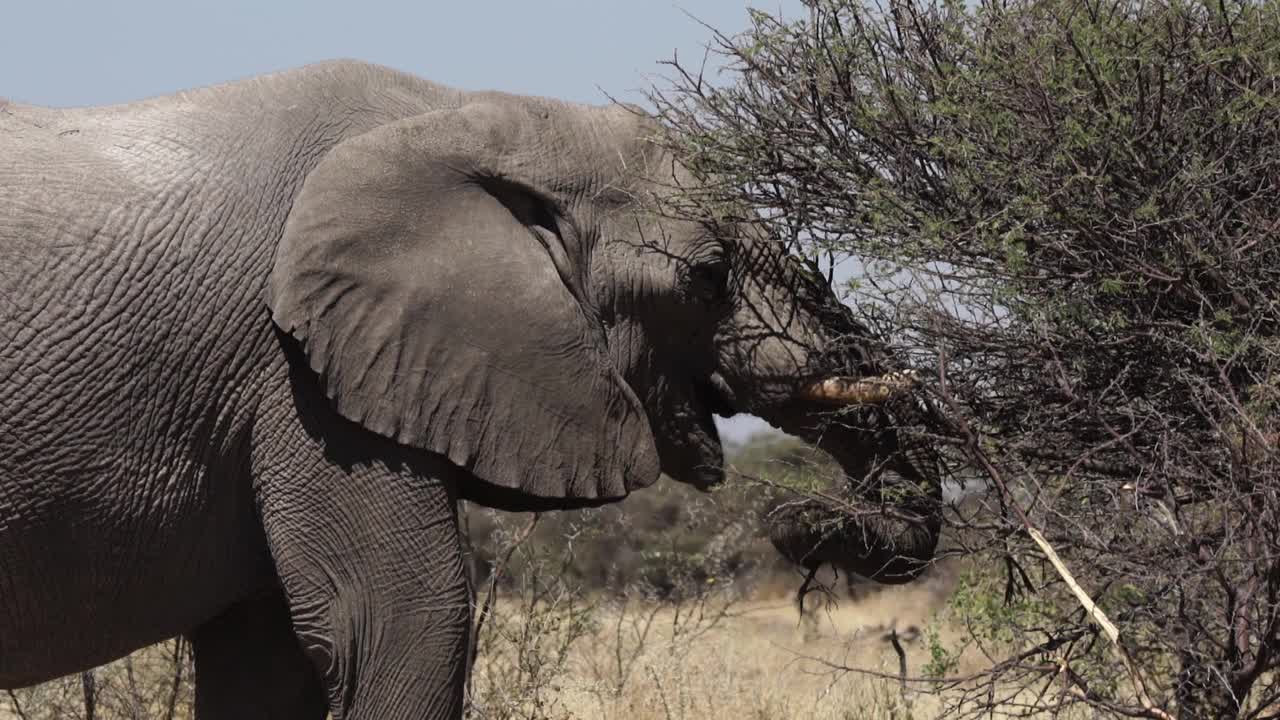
649;0;1280;716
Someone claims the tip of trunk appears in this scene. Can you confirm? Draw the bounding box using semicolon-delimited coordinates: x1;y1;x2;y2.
760;398;944;586
766;490;941;585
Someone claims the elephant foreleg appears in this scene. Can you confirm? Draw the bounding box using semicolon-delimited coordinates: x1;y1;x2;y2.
190;593;328;720
259;466;471;719
253;381;472;720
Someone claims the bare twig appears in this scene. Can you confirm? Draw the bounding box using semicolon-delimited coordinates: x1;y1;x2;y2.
81;670;96;720
465;512;540;711
164;637;187;720
5;690;30;720
1027;528;1174;720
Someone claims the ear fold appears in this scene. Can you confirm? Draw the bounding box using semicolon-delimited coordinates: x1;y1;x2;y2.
267;105;660;501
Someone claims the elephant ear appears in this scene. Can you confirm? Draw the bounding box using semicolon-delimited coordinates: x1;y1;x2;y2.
267;104;660;501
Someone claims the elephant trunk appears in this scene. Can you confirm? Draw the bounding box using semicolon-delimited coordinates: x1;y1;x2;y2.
764;395;943;584
712;230;942;583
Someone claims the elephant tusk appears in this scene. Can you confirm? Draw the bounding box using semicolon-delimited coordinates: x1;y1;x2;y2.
799;370;919;405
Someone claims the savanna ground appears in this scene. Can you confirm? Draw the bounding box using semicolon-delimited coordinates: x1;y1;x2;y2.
4;557;1112;720
468;571;963;720
0;572;991;720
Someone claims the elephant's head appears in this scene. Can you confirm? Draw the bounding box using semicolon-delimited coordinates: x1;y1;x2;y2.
267;95;941;583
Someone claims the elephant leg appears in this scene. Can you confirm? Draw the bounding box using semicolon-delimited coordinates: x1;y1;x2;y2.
190;593;328;720
264;472;471;719
253;380;472;719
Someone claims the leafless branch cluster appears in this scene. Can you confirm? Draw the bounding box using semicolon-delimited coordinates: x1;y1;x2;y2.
461;509;742;720
3;639;192;720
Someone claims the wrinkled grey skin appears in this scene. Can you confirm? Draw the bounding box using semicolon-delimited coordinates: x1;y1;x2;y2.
0;60;939;719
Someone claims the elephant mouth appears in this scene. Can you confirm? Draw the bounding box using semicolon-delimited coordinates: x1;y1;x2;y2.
646;371;735;492
701;371;740;417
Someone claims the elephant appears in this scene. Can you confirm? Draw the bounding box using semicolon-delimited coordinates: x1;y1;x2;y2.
0;59;941;719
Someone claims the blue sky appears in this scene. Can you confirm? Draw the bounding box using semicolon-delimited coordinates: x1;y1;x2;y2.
2;1;803;106
3;0;804;442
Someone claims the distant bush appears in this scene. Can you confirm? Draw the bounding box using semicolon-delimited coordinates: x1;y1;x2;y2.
460;430;941;610
464;432;852;601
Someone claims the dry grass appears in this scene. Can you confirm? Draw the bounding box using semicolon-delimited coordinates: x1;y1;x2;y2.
5;577;1081;720
548;598;950;720
1;640;192;720
468;573;998;720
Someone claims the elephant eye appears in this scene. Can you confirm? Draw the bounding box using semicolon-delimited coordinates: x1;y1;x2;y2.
688;255;731;305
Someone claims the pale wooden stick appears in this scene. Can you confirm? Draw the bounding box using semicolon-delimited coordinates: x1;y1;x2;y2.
1027;528;1173;720
800;369;920;405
